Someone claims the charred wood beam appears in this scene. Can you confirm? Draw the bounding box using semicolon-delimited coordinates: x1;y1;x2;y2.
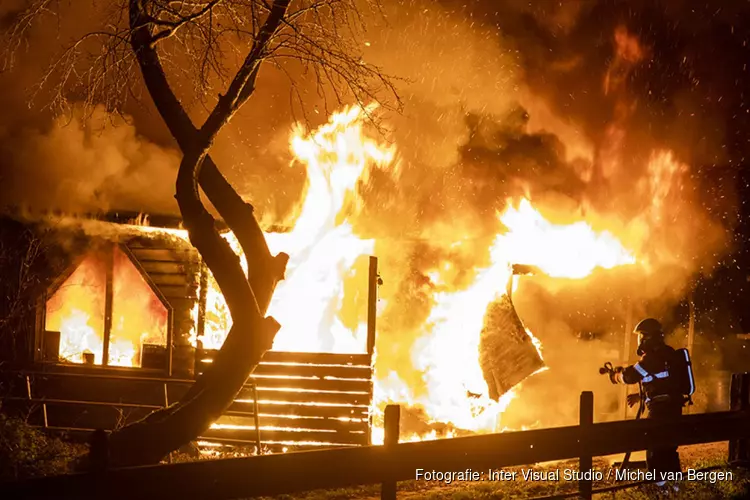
367;256;378;357
102;245;114;367
6;410;750;500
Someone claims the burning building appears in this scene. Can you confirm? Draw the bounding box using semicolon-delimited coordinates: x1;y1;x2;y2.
0;107;395;452
0;82;740;454
0;210;379;452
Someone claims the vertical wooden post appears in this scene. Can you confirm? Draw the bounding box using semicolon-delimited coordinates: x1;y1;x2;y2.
102;244;114;367
381;404;400;500
367;256;379;447
367;256;378;357
166;306;174;376
579;391;594;500
197;262;208;351
728;373;750;465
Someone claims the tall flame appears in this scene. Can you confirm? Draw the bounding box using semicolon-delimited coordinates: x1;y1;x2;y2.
497;199;636;278
198;105;394;352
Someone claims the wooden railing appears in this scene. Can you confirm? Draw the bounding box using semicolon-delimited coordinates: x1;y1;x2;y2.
4;372;750;500
0;349;374;452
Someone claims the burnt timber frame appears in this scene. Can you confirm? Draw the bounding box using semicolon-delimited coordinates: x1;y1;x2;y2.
102;246;114;367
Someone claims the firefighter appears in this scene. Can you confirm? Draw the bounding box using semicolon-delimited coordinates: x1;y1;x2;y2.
608;318;683;486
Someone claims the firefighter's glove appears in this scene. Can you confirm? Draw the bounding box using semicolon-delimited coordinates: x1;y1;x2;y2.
608;366;623;385
626;393;641;408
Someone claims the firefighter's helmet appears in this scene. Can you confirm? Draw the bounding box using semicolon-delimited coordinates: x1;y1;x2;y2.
633;318;664;338
634;318;664;355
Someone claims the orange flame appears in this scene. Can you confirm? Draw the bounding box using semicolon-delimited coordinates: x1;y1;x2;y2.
372;198;635;440
45;247;168;367
199;105;394;352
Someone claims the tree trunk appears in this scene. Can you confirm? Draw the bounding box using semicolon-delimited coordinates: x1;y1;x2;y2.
106;145;279;465
129;11;288;313
99;2;290;467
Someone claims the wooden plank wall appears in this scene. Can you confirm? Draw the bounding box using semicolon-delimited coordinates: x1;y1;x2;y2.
198;350;374;450
125;237;200;375
0;350;374;452
126;239;199;331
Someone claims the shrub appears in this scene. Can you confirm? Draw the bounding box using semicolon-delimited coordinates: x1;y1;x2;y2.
0;413;84;481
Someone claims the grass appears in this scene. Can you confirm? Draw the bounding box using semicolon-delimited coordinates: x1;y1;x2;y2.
253;443;749;500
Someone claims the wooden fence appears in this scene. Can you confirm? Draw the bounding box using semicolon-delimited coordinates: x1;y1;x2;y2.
4;372;750;500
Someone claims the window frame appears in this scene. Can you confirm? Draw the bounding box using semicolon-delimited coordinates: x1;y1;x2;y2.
37;241;174;374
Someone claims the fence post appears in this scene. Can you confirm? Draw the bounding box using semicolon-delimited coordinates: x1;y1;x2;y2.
729;373;750;466
579;391;594;500
381;404;400;500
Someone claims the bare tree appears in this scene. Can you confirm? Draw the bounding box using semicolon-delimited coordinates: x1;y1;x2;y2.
3;0;398;467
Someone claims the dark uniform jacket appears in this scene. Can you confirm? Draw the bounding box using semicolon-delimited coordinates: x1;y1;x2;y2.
614;344;683;407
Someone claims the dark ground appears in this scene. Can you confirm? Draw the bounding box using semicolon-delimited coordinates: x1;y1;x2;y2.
249;442;746;500
0;414;746;499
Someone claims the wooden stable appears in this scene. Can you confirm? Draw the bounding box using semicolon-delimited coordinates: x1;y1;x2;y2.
0;213;380;452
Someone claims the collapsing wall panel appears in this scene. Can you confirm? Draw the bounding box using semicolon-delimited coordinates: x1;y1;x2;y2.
479;295;544;401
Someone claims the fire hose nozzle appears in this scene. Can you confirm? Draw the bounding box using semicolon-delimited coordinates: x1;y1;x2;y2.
599;361;614;375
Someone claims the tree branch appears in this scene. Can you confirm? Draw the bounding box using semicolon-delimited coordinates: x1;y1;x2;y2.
200;0;291;139
148;0;225;47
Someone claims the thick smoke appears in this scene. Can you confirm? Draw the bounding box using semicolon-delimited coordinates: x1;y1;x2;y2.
354;0;744;428
1;0;746;429
0;107;180;214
